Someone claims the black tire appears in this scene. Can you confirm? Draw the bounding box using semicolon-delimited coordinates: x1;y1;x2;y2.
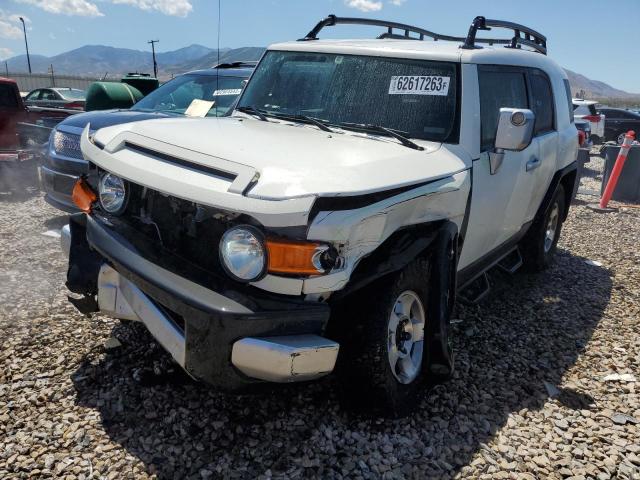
520;184;566;272
590;134;601;145
334;257;432;417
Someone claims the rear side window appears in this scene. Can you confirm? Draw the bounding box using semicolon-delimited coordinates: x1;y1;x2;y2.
563;80;574;123
478;67;528;151
530;72;554;134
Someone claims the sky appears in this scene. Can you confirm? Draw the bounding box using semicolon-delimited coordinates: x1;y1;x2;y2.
0;0;638;93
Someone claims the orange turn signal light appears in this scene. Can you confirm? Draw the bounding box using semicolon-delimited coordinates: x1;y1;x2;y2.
72;178;97;213
266;239;324;275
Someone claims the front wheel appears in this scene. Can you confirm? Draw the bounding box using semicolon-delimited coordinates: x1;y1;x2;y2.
617;132;627;145
520;185;566;272
334;258;432;416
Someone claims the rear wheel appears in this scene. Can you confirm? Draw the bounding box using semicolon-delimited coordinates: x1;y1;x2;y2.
335;258;431;416
617;132;626;145
521;185;566;272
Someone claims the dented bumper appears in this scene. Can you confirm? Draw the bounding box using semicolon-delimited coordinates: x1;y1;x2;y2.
65;214;337;388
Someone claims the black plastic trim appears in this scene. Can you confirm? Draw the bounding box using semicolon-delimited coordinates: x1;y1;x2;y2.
300;14;546;54
124;142;237;182
309;177;443;223
457;220;532;289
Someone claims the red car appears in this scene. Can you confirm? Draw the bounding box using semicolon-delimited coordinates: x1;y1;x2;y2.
0;77;76;163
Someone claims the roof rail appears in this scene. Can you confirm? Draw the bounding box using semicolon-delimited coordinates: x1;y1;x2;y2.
462;16;547;55
300;15;464;42
300;14;547;55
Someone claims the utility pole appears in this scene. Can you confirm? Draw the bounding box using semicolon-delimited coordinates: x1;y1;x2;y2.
148;39;159;78
4;61;8;77
48;64;55;87
19;17;31;74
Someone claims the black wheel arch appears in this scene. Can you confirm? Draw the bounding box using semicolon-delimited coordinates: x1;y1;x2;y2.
331;219;459;382
535;161;577;224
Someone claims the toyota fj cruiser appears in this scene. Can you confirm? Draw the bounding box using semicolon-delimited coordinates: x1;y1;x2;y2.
63;16;578;414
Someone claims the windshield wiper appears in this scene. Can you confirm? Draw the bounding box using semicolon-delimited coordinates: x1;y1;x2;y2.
236;105;269;122
335;122;424;151
261;111;334;133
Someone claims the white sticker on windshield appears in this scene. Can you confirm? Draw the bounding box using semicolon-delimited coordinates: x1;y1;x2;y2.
212;88;242;97
184;99;215;117
388;76;450;96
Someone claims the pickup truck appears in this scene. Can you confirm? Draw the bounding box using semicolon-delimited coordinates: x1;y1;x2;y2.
0;77;76;164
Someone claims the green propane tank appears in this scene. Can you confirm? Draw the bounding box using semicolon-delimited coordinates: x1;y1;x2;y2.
85;82;144;111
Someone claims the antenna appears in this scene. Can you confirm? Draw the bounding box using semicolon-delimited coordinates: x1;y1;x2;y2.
216;0;221;96
148;39;159;77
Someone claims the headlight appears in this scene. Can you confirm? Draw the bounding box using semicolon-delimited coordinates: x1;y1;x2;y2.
219;226;267;282
98;173;128;214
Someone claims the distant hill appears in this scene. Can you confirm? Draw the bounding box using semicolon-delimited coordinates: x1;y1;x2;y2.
5;44;218;78
564;69;637;100
4;45;637;103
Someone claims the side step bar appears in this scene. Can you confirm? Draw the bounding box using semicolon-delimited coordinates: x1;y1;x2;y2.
459;272;491;304
497;248;523;274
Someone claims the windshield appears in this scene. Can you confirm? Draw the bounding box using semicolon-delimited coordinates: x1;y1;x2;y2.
237;51;458;142
132;74;246;117
59;89;86;99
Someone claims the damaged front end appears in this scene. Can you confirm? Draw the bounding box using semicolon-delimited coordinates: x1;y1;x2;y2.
63;121;468;389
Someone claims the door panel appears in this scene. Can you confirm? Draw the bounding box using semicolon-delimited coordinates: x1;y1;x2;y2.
459;149;522;269
458;66;534;269
524;131;557;221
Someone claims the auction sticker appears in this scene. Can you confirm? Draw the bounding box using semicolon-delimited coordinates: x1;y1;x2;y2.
213;88;242;96
388;76;450;96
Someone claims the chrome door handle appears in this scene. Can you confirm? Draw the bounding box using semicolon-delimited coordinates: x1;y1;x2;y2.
526;157;541;172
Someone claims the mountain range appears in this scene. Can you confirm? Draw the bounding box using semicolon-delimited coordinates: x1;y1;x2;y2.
4;44;637;100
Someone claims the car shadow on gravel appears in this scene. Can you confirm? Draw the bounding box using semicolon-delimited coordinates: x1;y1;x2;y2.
0;160;42;203
71;247;612;479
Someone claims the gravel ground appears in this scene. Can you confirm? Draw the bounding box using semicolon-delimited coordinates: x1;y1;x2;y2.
1;160;639;479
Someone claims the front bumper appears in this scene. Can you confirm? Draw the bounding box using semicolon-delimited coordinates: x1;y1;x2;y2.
65;214;337;388
40;165;81;213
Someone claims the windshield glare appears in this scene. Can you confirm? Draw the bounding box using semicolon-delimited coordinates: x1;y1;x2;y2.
237;51;458;142
60;89;86;99
132;74;246;117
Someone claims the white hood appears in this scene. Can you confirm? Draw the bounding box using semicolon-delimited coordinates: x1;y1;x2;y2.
91;116;469;200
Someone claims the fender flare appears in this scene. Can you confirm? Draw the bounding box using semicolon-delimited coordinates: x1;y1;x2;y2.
331;220;459;381
534;161;578;224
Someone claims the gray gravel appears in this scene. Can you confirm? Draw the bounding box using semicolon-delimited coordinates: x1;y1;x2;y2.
1;161;639;479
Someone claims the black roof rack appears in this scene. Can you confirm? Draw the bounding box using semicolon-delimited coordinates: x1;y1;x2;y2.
213;61;258;69
462;16;546;54
300;14;547;55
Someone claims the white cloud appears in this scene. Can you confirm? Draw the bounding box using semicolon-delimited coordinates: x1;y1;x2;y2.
0;10;27;39
14;0;103;17
111;0;193;17
0;47;14;60
389;0;406;5
344;0;383;12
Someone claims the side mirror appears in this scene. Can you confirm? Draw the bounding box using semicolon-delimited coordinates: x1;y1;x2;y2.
495;108;535;151
490;108;535;174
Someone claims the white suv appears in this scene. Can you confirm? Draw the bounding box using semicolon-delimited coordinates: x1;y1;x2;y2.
572;98;605;143
63;16;579;415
